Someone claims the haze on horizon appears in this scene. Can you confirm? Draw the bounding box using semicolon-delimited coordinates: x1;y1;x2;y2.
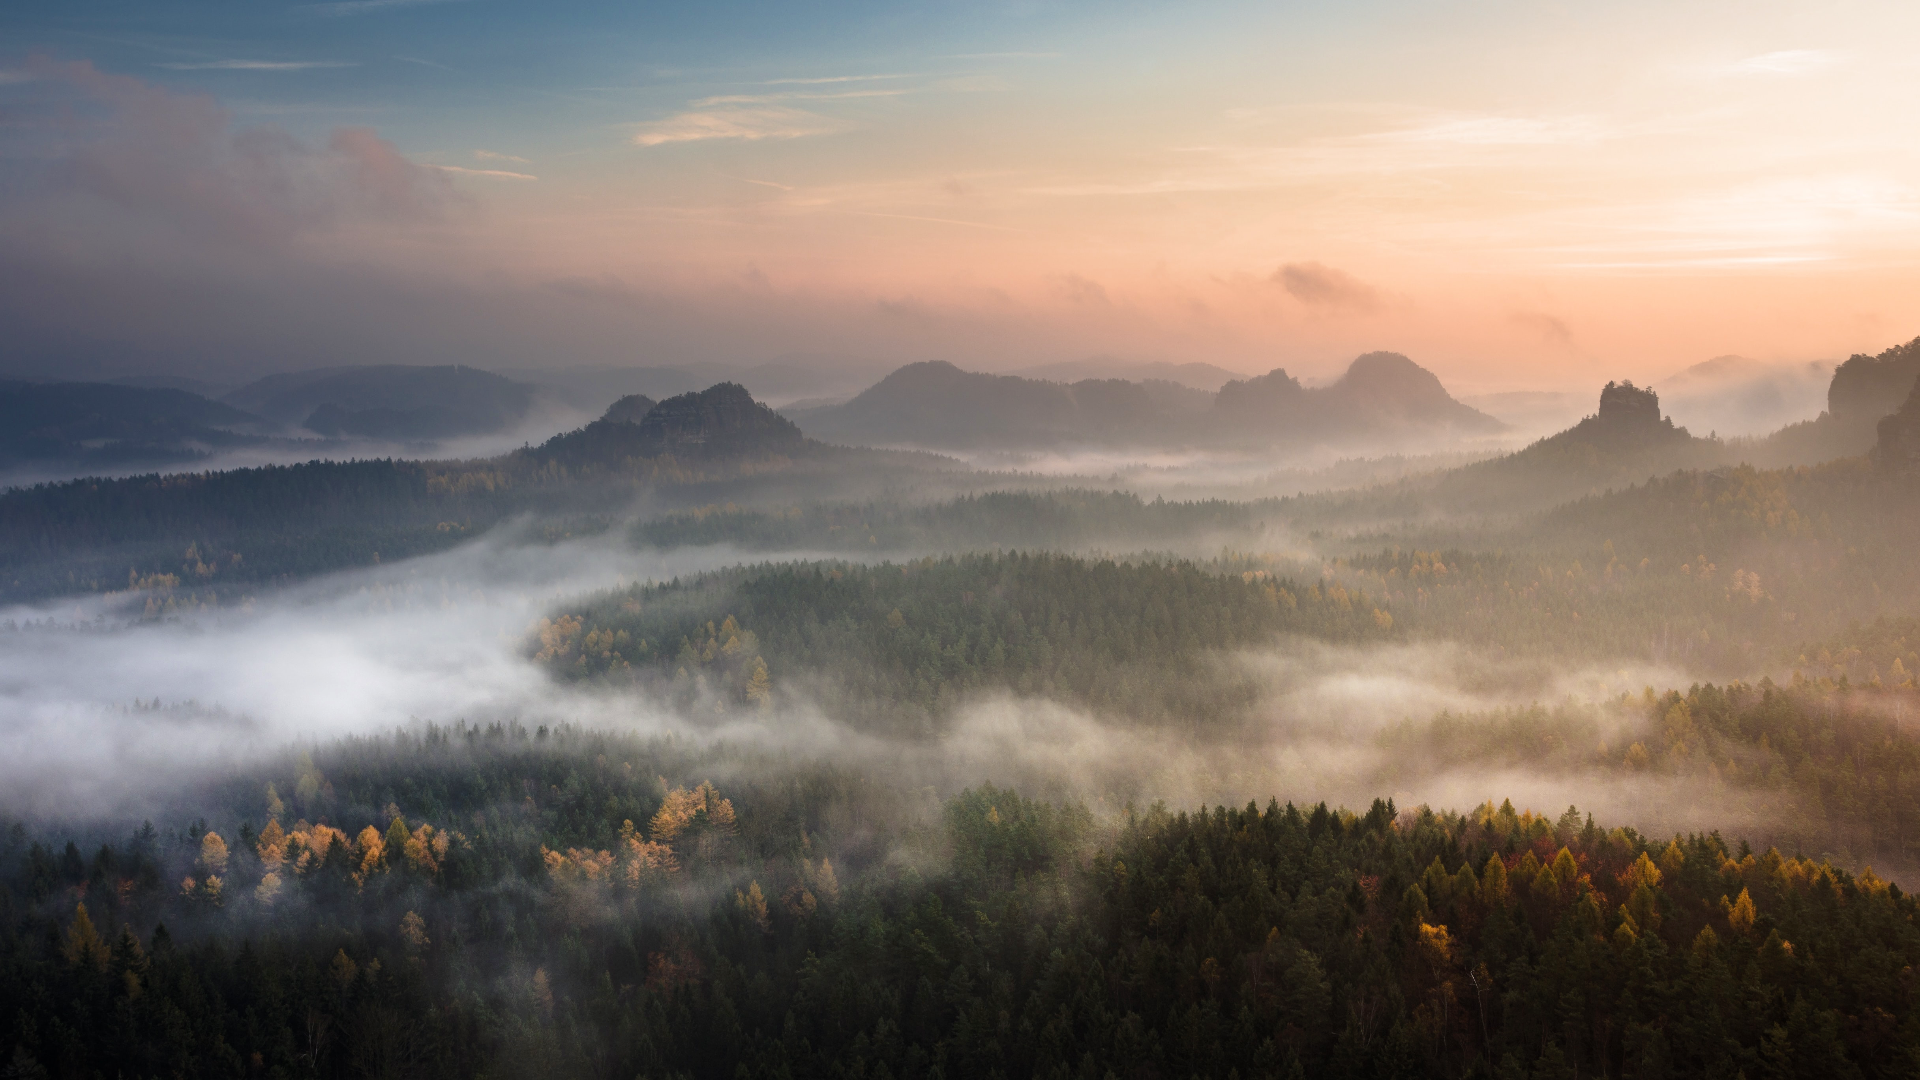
3;0;1918;395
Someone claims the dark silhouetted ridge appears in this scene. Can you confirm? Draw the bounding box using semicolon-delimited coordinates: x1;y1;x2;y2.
224;364;534;439
0;381;270;471
1874;377;1920;473
801;352;1496;451
1550;380;1692;448
1829;336;1920;422
601;394;657;424
528;382;805;468
637;382;803;453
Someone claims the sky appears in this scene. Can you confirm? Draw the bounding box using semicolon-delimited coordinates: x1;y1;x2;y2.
2;0;1917;392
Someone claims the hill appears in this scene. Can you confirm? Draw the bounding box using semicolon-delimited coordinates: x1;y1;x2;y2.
792;352;1496;452
1420;380;1728;513
222;364;535;440
1655;354;1832;438
0;383;921;603
1007;356;1250;391
526;383;807;470
0;381;271;474
786;361;1210;449
1214;351;1503;447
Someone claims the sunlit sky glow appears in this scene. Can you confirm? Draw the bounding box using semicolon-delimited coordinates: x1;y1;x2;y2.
2;0;1917;390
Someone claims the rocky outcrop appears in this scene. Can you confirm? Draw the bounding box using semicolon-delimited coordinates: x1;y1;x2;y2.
1829;336;1920;423
1550;381;1691;447
1872;376;1920;473
525;383;804;468
636;383;803;455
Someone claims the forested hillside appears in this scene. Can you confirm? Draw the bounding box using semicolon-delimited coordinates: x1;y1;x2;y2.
0;386;954;604
4;730;1915;1078
530;552;1390;728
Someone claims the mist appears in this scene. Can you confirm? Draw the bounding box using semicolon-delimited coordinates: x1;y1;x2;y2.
8;8;1920;1073
0;510;1801;865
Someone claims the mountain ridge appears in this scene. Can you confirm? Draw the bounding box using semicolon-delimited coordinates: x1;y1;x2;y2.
791;352;1500;452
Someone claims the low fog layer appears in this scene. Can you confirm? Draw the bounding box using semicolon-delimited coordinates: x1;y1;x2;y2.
1;519;1792;858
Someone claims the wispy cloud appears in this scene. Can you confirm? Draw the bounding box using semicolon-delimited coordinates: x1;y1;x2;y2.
428;164;537;180
764;73;914;85
1273;262;1380;313
475;149;530;164
1361;114;1606;147
943;52;1061;60
632;106;845;147
158;60;358;71
1725;49;1842;76
824;209;1020;232
693;88;911;106
0;69;34;85
305;0;468;15
395;55;454;71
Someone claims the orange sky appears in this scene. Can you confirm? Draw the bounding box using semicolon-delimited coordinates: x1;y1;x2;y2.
4;0;1919;388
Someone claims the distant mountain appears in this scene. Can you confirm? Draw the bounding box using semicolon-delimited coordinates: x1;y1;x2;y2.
791;352;1496;452
1007;357;1251;392
786;362;1211;449
527;383;806;468
1655;354;1832;438
223;365;534;440
1299;351;1500;435
0;381;271;473
1209;351;1503;448
499;365;712;413
1460;390;1589;439
108;374;234;397
503;355;897;415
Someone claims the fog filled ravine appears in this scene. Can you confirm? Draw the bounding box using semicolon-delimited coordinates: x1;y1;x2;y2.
4;344;1920;1080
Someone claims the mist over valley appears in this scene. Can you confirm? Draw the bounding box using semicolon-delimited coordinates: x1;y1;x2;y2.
6;3;1920;1074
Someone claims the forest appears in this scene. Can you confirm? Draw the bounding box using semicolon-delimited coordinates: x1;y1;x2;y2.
6;727;1919;1079
3;345;1920;1078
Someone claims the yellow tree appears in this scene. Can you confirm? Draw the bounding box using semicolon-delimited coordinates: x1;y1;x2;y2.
63;903;109;970
736;881;771;932
400;911;429;955
200;832;229;875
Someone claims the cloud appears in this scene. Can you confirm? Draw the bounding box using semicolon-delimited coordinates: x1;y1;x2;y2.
474;149;530;163
692;89;910;106
1272;262;1380;312
1056;273;1110;306
9;57;460;244
764;73;915;85
1363;115;1606;147
632;106;844;147
1511;310;1573;347
1726;50;1841;76
429;164;537;180
158;60;358;71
